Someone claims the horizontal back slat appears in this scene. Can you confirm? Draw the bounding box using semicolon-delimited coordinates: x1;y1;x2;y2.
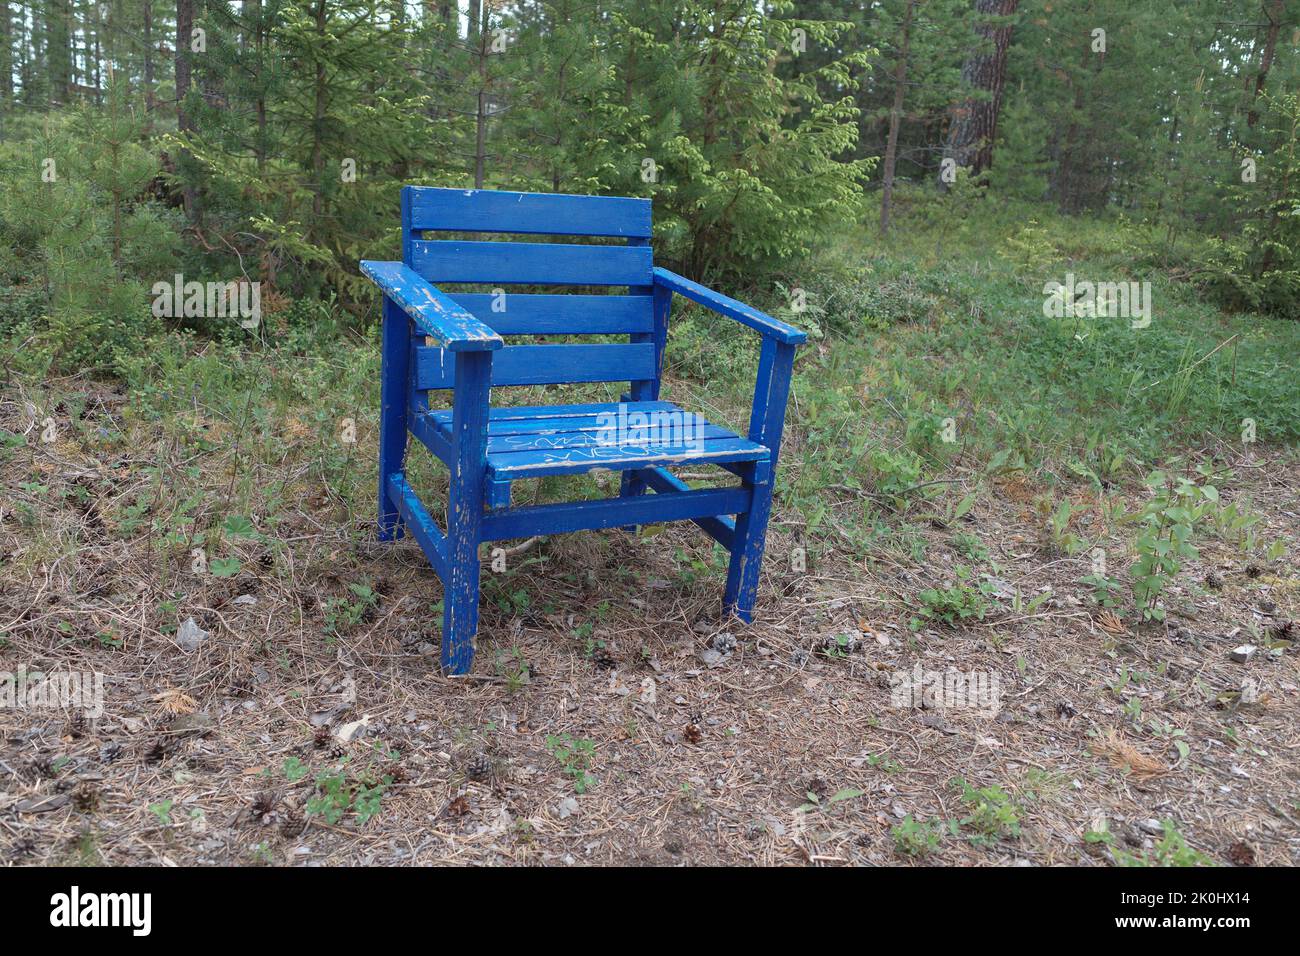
447;293;654;335
410;240;652;286
415;342;655;389
405;186;651;237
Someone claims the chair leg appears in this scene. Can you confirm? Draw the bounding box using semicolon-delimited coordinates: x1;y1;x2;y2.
723;476;774;622
441;350;491;675
441;503;482;675
377;296;410;542
618;469;646;533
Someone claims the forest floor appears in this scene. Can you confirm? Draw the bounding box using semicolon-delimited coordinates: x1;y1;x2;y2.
3;210;1299;866
1;376;1297;867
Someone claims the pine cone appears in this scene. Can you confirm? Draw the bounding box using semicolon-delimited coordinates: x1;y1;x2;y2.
312;726;331;749
466;752;491;780
142;737;173;764
72;783;100;813
65;713;88;739
251;790;279;822
280;809;307;838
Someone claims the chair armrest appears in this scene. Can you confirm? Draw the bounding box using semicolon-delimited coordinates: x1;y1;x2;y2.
361;260;503;352
652;267;807;346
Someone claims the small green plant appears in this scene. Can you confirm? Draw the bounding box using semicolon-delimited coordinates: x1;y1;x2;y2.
1209;499;1259;548
864;753;904;773
868;447;925;503
148;799;174;826
323;582;378;644
998;218;1060;275
952;530;988;561
251;841;275;864
1113;820;1214;867
1130;468;1215;621
209;556;242;578
492;586;531;616
913;566;990;627
822;633;856;658
304;762;393;827
952;778;1021;845
495;647;531;693
893;814;943;857
222;514;258;538
1080;571;1124;608
798;788;864;813
546;733;597;794
1044;499;1085;555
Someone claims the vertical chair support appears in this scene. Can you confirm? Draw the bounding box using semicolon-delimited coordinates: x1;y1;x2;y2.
619;249;672;515
378;296;411;541
442;351;493;674
724;337;797;620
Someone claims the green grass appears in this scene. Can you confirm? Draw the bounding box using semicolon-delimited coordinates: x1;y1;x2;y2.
5;198;1295;575
672;199;1299;519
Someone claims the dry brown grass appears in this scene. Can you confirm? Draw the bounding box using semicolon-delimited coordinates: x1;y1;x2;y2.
1092;729;1169;780
2;378;1299;867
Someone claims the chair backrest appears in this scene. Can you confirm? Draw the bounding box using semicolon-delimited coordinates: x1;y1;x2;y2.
402;186;659;392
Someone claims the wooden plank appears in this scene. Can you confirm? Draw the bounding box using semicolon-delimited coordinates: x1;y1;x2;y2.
486;435;767;479
410;240;653;286
441;351;492;675
487;477;512;510
481;487;751;541
415;342;655;389
378;297;411;541
653;267;807;345
747;339;798;463
405;185;652;237
386;472;446;578
431;404;706;440
408;408;452;465
446;292;654;335
724;338;796;621
426;400;678;426
620;237;662;517
639;466;736;550
486;423;738;455
477;412;685;438
360;260;503;351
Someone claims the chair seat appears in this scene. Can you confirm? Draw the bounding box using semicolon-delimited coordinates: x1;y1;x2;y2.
424;400;768;480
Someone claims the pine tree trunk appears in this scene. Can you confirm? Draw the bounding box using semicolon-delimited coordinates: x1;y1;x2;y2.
473;3;488;188
944;0;1019;179
143;0;154;115
176;0;197;218
468;0;481;44
312;0;327;217
0;3;12;107
249;0;266;171
879;0;915;236
48;0;73;105
92;3;103;106
200;0;224;108
1247;0;1285;128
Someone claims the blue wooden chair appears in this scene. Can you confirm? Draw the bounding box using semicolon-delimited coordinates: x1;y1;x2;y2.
361;186;806;674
